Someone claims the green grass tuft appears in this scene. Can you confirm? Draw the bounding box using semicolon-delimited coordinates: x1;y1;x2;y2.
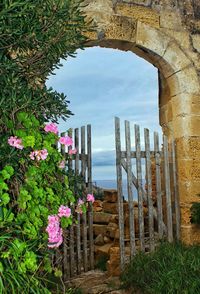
120;241;200;294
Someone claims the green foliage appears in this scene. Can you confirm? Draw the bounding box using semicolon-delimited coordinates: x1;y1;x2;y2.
191;195;200;224
120;242;200;294
0;0;89;293
95;255;109;272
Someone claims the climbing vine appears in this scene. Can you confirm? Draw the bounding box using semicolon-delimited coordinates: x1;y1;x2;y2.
0;0;90;292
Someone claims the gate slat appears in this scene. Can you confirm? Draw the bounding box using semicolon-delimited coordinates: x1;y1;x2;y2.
69;225;75;277
81;126;88;272
125;120;136;257
87;124;94;269
144;129;155;251
115;117;125;269
154;132;163;239
163;135;173;242
75;128;81;274
134;124;145;252
144;128;154;251
171;139;181;240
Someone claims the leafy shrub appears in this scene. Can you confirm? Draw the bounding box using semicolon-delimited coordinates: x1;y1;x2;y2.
0;0;89;292
191;195;200;224
120;242;200;294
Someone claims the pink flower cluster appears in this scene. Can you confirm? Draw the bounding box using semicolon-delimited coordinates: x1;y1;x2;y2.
59;136;73;146
87;194;95;203
8;136;24;150
46;205;71;248
29;149;48;161
46;215;63;248
58;205;71;218
44;123;58;134
69;148;77;155
58;160;65;169
75;198;84;214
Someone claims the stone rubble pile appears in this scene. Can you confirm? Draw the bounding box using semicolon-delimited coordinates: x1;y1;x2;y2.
93;189;151;276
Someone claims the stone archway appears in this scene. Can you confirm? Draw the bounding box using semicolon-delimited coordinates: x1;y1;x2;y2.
82;0;200;243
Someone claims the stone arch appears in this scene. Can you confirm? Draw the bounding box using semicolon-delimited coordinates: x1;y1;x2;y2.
83;0;200;244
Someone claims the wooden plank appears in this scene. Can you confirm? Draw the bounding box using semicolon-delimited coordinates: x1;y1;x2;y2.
144;128;154;251
69;225;75;277
121;158;166;233
81;126;88;272
75;128;81;274
63;232;70;281
171;139;181;240
87;124;94;270
125;120;136;257
68;129;73;170
134;124;145;252
154;132;163;239
163;135;173;242
115;117;125;269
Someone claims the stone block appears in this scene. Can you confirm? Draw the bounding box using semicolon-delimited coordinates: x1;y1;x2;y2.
102;201;129;214
107;260;121;276
96;243;114;256
93;200;103;212
94;234;104;245
93;224;108;236
192;35;200;53
136;21;171;57
163;42;192;77
177;159;200;182
116;3;159;28
172;115;200;138
167;66;200;97
93;212;112;224
104;189;118;203
176;136;200;160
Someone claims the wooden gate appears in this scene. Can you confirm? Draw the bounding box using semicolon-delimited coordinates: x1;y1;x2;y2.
55;125;94;281
115;117;181;269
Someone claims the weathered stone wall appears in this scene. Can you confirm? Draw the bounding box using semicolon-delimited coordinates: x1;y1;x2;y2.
82;0;200;243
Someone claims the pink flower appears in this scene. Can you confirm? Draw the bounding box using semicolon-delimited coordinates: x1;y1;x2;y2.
44;123;58;134
40;149;48;160
87;194;95;203
29;151;35;160
58;205;71;218
46;215;63;248
8;136;24;150
69;148;77;155
29;149;48;161
75;198;84;214
59;136;73;146
58;160;65;169
78;198;84;206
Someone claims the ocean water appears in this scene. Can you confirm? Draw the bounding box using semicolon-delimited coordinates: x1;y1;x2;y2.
94;179;139;200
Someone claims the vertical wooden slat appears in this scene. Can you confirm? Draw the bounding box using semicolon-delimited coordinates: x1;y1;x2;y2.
163;135;173;242
171;139;181;240
134;124;145;252
69;225;75;277
154;132;163;239
68;129;73;170
63;232;70;281
115;117;125;269
144;128;154;251
125;120;136;257
75;128;81;274
67;129;74;276
87;124;94;270
81;126;88;272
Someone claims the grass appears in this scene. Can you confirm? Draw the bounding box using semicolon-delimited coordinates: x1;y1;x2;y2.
120;241;200;294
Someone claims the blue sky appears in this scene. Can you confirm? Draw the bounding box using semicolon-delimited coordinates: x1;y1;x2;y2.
46;47;161;180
